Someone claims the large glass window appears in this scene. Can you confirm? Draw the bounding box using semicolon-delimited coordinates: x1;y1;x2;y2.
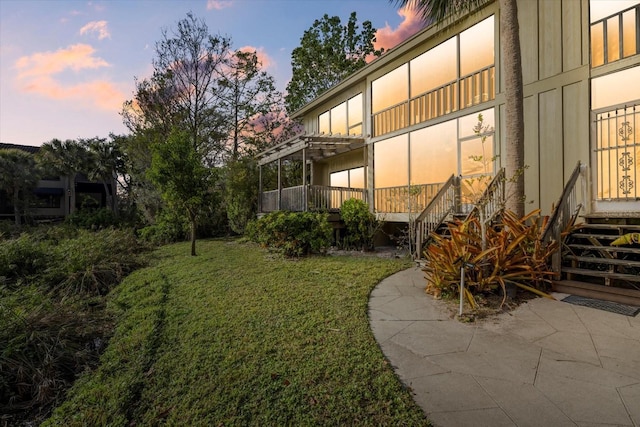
592;66;640;109
410;121;457;185
330;166;365;189
348;94;363;135
372;16;495;137
374;135;408;188
317;93;363;136
459;16;495;77
590;1;640;67
372;64;409;114
319;111;330;134
410;37;457;97
330;103;347;135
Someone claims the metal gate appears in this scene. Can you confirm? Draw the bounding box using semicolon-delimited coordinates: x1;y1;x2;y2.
593;103;640;211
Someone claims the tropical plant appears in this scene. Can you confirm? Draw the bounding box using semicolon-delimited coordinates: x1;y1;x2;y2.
391;0;525;216
423;209;557;307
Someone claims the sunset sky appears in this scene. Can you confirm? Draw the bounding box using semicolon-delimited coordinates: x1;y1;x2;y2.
0;0;425;147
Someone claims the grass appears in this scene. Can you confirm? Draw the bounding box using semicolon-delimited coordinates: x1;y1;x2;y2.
45;240;429;426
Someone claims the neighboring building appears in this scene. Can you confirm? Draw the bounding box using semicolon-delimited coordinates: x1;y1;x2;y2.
257;0;640;302
0;143;112;220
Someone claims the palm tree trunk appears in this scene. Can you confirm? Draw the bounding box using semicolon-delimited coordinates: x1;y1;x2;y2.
500;0;525;217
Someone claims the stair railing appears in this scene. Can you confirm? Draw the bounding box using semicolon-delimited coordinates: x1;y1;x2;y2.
414;174;459;258
541;161;585;274
464;168;506;251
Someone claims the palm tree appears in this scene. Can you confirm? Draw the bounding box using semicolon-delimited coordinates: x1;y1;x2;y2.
38;139;89;214
84;137;122;213
0;149;41;226
392;0;525;216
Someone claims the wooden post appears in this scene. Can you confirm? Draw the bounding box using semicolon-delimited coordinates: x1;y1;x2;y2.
258;164;263;213
302;148;307;212
277;158;282;211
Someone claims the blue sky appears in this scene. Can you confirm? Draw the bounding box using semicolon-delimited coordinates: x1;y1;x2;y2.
0;0;424;147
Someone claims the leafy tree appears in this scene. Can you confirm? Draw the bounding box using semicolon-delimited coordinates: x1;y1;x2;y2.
37;139;90;214
285;12;384;113
147;128;211;256
0;149;40;226
218;49;281;157
224;156;258;234
392;0;525;216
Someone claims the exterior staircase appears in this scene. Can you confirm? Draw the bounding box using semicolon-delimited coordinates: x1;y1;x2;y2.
553;220;640;306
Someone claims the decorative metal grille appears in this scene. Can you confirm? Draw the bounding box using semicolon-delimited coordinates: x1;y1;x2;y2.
594;104;640;200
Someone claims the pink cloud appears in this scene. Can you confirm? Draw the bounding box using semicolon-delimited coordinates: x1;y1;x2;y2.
237;45;273;69
374;6;426;52
207;0;233;10
14;44;126;111
80;20;111;40
15;44;109;77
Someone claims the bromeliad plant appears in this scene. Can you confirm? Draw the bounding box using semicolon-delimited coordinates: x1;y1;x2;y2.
423;209;558;308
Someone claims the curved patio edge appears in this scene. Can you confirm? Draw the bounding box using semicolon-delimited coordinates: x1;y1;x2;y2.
369;266;640;427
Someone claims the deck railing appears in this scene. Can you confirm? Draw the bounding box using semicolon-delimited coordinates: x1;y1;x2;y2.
542;161;585;274
260;185;366;213
374;183;444;214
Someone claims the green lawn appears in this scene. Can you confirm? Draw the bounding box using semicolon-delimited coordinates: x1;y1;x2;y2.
45;240;429;426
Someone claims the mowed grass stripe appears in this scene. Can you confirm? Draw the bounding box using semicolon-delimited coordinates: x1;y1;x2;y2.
46;240;429;426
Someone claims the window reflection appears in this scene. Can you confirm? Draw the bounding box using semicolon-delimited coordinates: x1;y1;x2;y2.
460;16;495;76
348;94;363;132
330;170;349;188
374;134;408;188
592;66;640;109
410;121;457;185
371;16;495;137
590;1;640;67
410;37;457;97
330;166;365;188
461;135;494;176
319;111;330;134
331;103;347;135
372;64;408;113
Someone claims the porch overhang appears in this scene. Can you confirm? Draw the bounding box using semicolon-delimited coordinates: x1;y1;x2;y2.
256;133;365;166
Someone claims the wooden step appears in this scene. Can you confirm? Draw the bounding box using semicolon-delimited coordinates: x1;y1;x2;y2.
564;255;640;268
575;223;640;232
562;267;640;283
566;244;640;254
570;233;620;241
553;280;640;306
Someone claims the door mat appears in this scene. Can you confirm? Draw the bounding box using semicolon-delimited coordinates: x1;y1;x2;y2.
562;295;640;317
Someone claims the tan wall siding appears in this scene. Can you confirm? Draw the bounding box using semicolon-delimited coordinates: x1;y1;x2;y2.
538;0;563;79
538;89;564;212
519;0;539;85
562;0;585;71
523;95;540;209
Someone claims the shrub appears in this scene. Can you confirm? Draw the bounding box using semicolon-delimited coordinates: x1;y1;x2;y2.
340;199;378;251
66;207;118;229
138;209;189;245
246;211;332;257
423;209;557;306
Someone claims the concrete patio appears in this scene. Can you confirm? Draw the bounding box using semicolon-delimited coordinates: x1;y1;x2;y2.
369;267;640;426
